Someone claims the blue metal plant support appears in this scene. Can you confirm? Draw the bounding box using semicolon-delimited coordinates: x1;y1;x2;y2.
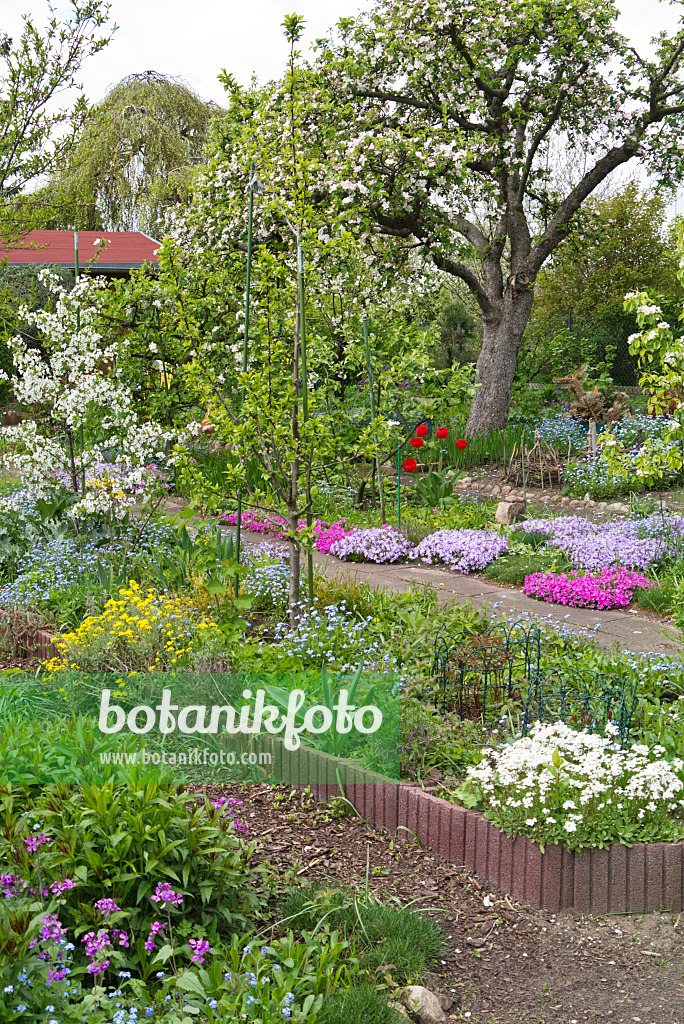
521;669;638;747
432;621;543;719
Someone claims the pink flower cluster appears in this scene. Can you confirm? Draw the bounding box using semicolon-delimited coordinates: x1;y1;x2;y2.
522;567;652;609
220;510;353;553
83;927;129;975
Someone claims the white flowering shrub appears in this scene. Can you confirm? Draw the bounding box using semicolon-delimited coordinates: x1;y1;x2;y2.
0;270;172;520
463;721;684;851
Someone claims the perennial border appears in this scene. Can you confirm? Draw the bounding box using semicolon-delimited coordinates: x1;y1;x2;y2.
221;732;684;914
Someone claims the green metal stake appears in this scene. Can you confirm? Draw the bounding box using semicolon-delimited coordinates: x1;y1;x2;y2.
74;230;85;496
363;318;386;524
397;445;401;528
297;232;314;605
235;163;255;597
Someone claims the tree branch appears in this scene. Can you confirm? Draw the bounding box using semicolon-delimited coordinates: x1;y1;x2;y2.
431;251;497;320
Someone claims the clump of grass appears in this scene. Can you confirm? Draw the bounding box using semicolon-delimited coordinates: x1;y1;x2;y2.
483;551;571;586
313;571;380;618
279;885;445;984
318;984;407;1024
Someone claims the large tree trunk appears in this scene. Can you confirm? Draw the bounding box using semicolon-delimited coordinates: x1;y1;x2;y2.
466;281;535;437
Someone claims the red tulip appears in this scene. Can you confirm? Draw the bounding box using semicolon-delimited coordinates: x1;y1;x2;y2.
416;424;428;437
456;438;467;450
402;457;417;473
436;427;449;439
409;436;423;449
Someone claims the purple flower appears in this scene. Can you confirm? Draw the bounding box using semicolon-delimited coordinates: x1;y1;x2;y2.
330;526;414;563
94;898;121;920
50;878;75;896
150;882;183;907
24;832;51;852
189;937;211;964
410;529;509;573
522;567;652;609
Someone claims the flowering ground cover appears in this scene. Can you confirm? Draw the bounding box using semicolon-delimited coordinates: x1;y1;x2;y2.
521;567;652;610
461;720;684;851
518;513;684;571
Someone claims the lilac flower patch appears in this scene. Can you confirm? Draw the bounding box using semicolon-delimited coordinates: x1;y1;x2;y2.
517;515;684;570
522;567;652;609
329;526;414;563
410;529;509;573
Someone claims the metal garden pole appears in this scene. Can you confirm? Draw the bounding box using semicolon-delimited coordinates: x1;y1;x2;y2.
363;318;386;524
397;444;401;528
74;230;85;495
235;163;255;597
297;231;314;605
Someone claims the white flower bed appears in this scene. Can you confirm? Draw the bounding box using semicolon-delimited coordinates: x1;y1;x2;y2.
464;721;684;851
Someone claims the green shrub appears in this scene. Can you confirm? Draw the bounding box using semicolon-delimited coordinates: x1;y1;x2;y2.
0;779;267;974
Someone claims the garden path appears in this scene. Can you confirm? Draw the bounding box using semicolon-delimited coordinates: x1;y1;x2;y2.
212;521;681;660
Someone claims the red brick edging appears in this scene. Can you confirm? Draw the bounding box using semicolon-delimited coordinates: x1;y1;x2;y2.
0;609;55;661
306;781;684;914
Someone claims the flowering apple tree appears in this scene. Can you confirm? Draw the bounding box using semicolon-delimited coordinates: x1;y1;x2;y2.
314;0;684;434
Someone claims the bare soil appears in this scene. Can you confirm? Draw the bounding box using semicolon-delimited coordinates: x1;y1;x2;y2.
201;783;684;1024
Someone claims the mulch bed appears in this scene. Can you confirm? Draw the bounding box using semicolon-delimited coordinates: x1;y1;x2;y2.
195;783;684;1024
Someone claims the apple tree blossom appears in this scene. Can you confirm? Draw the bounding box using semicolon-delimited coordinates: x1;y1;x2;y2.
315;0;684;434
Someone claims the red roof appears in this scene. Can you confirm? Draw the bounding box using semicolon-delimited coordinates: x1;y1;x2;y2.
0;230;160;273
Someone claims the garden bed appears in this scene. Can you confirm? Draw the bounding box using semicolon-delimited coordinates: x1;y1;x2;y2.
204;782;684;1024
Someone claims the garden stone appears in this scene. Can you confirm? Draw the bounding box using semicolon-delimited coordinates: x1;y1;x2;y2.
389;1002;410;1019
495;500;526;525
403;986;446;1024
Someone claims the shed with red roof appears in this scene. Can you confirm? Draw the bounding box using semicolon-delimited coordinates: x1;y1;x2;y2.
0;230;160;278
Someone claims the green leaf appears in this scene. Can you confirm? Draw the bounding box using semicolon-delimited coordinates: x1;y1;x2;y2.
176;970;208;998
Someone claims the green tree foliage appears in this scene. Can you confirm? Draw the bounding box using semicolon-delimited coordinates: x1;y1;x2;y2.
40;71;223;234
315;0;684;434
533;183;679;320
518;184;681;383
0;0;112;242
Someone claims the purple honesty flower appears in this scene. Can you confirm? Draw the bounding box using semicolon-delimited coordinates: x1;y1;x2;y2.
94;898;121;920
50;878;75;896
410;529;509;573
150;882;183;907
145;920;165;952
24;832;51;853
189;937;211;964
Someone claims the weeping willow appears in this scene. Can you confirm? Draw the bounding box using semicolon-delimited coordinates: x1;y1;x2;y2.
42;71;223;234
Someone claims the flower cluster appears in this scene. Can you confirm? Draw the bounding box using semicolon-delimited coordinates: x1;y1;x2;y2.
329;525;414;563
258;601;407;677
465;721;684;851
410;528;508;573
522;567;652;609
46;580;221;673
220;510;353;553
518;514;684;570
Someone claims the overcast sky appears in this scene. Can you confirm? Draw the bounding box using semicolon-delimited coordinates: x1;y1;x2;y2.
0;0;681;108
